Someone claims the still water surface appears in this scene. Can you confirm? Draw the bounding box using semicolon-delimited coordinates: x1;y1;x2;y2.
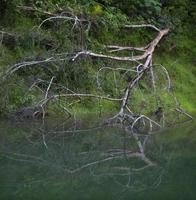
0;119;195;200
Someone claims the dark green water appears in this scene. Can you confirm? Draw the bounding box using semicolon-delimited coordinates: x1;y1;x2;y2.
0;119;195;200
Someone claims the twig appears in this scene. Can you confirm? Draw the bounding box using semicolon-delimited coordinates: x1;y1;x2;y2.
42;134;48;149
45;76;55;99
175;108;193;119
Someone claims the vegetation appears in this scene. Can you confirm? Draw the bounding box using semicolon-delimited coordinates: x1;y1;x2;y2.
0;2;195;197
0;0;195;118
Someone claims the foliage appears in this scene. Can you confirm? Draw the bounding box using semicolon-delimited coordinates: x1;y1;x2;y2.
0;0;195;116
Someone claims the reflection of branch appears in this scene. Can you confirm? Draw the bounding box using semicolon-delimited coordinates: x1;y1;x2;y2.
48;126;102;134
2;152;46;164
42;134;48;149
64;152;155;174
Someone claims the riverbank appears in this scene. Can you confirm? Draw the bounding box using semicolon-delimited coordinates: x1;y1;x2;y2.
0;1;195;118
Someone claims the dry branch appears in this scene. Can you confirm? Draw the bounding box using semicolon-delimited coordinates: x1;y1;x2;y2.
125;24;161;32
105;45;146;52
38;15;81;29
72;29;169;62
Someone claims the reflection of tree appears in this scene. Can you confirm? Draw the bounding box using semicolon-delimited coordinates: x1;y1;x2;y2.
1;123;172;191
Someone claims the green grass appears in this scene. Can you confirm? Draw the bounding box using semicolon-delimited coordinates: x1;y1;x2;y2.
156;55;196;114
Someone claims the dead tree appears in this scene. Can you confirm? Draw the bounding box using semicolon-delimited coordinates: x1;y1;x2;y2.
1;13;192;173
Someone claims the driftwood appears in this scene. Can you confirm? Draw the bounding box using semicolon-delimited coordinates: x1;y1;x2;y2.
1;13;192;173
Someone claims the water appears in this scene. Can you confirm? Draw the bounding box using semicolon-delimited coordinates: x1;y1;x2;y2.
0;119;195;200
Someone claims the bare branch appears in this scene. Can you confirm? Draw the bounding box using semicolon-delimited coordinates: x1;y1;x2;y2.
105;45;146;52
125;24;161;32
4;57;54;78
72;29;169;63
38;15;85;29
3;57;68;79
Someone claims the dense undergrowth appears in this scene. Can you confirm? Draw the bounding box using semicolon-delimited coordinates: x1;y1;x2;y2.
0;0;195;118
